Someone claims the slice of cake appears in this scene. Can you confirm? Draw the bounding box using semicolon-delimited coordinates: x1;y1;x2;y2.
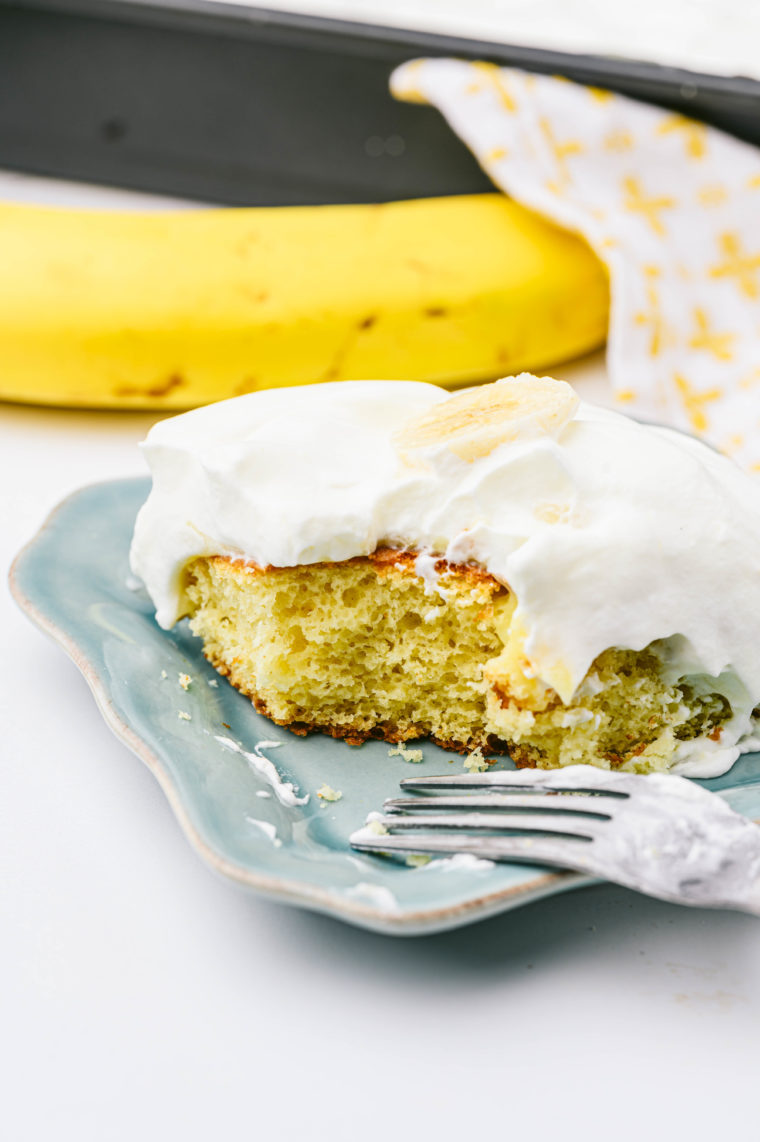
130;375;760;777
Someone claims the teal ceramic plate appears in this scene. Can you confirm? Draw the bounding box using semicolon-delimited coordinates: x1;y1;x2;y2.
11;479;760;935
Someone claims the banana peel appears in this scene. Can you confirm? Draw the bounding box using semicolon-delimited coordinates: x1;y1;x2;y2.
0;194;608;410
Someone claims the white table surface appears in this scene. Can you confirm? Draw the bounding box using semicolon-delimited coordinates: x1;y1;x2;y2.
4;154;760;1142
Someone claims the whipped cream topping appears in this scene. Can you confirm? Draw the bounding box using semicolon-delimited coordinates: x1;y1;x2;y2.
130;379;760;775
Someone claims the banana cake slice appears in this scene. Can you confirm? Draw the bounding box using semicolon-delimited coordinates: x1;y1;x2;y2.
130;375;760;777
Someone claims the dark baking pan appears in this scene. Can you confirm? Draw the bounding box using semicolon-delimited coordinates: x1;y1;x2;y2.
1;0;758;206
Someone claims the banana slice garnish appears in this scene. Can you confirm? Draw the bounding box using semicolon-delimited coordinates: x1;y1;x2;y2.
395;374;580;463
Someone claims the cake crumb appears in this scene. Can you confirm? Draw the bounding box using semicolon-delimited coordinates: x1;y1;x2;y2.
160;669;168;680
464;746;493;773
178;710;192;722
207;678;219;688
178;672;192;691
317;784;343;802
365;812;389;836
388;744;424;763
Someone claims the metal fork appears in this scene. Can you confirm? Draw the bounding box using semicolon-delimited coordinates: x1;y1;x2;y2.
349;764;760;916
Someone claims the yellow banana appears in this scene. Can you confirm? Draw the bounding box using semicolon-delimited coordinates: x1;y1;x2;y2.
0;194;608;410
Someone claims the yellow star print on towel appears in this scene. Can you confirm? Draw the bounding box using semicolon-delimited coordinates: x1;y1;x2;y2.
392;60;760;473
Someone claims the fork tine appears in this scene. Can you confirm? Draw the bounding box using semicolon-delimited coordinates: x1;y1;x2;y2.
384;793;613;818
371;811;599;838
400;771;628;797
349;828;595;870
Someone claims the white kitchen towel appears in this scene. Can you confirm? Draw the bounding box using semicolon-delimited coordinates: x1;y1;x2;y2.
392;59;760;472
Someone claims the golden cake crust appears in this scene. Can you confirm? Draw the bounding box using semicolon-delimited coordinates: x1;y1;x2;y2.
225;546;506;592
